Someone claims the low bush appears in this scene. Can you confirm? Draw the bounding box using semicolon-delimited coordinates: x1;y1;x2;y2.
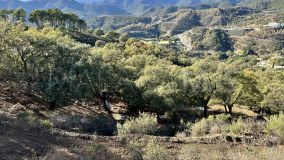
17;111;54;130
143;141;172;160
226;118;246;135
85;143;110;160
265;114;284;143
127;140;144;160
18;110;37;125
39;119;54;129
190;118;209;136
18;111;40;127
117;113;159;135
243;119;266;137
84;142;124;160
191;114;231;136
176;119;193;137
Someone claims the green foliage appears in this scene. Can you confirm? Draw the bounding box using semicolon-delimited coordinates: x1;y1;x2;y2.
95;40;106;47
265;114;284;142
117;113;159;135
226;118;246;135
18;111;54;129
143;141;172;160
29;9;86;30
191;114;231;136
0;7;284;130
39;119;54;129
257;70;284;113
203;29;234;52
95;29;104;36
105;31;120;42
127;140;144;160
86;143;111;160
177;119;193;136
12;9;26;23
189;28;233;52
119;32;129;42
135;62;191;114
190;59;219;117
18;110;37;125
215;62;251;114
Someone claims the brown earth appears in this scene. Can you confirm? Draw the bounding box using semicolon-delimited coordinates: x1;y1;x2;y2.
0;83;283;160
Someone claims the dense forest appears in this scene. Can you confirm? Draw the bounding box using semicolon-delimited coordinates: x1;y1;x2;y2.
0;1;284;159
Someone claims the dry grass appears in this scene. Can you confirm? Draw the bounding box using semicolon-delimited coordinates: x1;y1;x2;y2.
42;148;78;160
210;105;258;117
178;144;284;160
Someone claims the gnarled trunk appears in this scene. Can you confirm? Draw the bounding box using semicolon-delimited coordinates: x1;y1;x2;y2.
228;105;233;115
224;105;228;113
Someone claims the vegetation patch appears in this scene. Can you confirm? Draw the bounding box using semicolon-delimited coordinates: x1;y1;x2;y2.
117;113;159;135
265;114;284;144
191;114;231;136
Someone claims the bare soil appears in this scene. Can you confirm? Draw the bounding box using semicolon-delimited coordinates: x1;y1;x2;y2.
0;83;283;160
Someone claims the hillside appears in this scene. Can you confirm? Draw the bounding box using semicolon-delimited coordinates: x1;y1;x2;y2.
0;1;284;159
88;7;256;37
0;81;283;159
2;0;281;16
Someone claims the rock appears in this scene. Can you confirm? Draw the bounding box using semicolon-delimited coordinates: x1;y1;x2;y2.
8;103;26;114
112;113;127;121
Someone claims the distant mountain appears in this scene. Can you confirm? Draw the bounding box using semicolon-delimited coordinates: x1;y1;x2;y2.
0;0;244;16
2;0;282;17
75;0;103;3
0;0;84;11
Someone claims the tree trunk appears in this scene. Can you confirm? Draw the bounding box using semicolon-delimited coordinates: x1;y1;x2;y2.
224;105;228;113
228;105;233;115
49;101;56;110
204;104;208;118
101;91;110;112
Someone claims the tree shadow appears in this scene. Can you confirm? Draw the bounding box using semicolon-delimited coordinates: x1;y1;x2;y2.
0;114;81;159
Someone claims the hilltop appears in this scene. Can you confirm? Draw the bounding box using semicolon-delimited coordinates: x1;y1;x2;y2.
1;0;278;16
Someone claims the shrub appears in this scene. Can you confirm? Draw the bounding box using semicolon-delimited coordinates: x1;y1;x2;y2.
265;114;284;142
143;141;172;160
127;140;144;160
176;119;192;136
84;142;123;160
117;113;159;135
191;118;209;136
40;119;54;129
226;118;246;135
245;119;266;137
18;110;37;125
18;111;54;130
95;40;106;47
86;143;109;160
191;114;230;136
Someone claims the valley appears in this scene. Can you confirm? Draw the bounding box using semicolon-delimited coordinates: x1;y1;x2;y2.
0;0;283;159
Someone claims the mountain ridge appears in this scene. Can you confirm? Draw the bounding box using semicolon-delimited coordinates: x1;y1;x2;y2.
1;0;243;16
